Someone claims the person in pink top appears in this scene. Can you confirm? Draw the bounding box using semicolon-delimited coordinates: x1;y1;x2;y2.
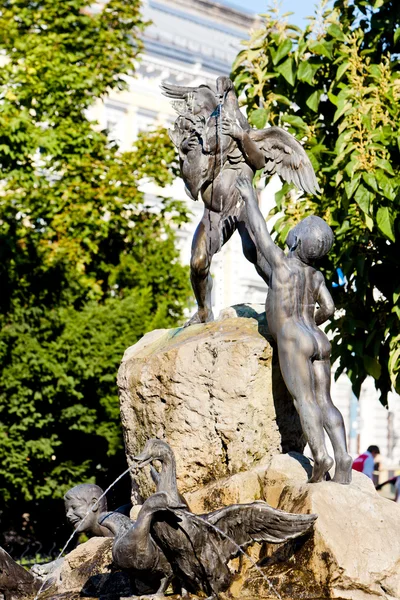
352;445;380;479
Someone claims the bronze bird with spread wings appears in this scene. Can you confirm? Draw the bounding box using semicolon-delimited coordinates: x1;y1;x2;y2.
137;491;316;600
162;76;320;326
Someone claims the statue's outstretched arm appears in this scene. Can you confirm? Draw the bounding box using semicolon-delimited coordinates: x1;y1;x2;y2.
236;177;285;269
222;118;264;170
314;273;335;325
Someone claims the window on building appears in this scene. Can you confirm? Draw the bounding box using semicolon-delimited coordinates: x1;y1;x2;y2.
136;108;158;132
105;103;128;147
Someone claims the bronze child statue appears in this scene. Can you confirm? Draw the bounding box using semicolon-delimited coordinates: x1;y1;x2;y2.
31;483;113;578
235;176;352;485
63;483;114;537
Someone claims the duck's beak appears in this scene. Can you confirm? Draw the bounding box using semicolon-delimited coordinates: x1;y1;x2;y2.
132;453;153;469
170;502;187;510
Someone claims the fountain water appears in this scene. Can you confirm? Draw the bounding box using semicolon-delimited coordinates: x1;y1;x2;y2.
217;101;224;213
33;467;131;600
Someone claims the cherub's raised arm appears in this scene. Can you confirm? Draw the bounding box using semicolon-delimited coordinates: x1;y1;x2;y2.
314;273;335;326
222;118;265;170
235;177;285;269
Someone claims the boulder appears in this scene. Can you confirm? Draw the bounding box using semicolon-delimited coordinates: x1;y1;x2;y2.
39;537;143;600
118;304;303;502
240;453;400;600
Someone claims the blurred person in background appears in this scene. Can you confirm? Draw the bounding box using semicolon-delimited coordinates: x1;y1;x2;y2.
352;445;380;480
376;473;400;503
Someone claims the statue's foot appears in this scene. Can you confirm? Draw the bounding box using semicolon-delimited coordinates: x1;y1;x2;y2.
332;454;353;485
308;455;334;483
184;308;214;327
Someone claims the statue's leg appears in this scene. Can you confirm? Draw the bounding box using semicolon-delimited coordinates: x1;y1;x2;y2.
313;359;353;484
277;331;333;483
185;209;232;326
185;210;218;326
155;573;173;595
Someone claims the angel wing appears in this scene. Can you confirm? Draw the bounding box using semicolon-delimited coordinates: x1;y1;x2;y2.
160;82;217;116
204;501;317;563
250;126;320;195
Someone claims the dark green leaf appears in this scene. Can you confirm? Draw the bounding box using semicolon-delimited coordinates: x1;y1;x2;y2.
309;40;334;59
376;206;395;241
363;356;382;380
298;60;321;84
306;90;322;112
327;23;346;41
276;57;296;86
273;39;292;65
354;183;371;213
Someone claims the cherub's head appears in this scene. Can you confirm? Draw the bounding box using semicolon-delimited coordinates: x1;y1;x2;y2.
286;216;334;264
64;483;107;534
216;76;234;100
193;85;217;116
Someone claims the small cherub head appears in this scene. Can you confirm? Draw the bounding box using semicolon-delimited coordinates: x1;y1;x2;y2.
286;215;334;264
216;76;234;100
64;483;107;534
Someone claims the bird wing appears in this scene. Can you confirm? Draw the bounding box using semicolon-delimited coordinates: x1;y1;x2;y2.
160;82;217;115
250;126;320;195
204;501;317;562
0;547;36;586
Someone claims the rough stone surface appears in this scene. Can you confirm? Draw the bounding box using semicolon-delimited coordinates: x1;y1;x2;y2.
39;537;135;599
241;453;400;600
186;463;267;514
118;304;303;502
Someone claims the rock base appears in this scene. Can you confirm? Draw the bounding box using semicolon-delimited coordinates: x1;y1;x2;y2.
118;305;304;502
241;454;400;600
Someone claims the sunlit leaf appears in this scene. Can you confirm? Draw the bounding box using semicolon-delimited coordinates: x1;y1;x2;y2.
272;39;292;65
249;108;269;129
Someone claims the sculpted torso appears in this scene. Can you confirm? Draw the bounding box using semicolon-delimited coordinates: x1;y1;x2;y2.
266;258;331;360
179;113;251;215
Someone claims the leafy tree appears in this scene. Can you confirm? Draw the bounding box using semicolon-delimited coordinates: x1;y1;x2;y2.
0;0;190;549
231;0;400;405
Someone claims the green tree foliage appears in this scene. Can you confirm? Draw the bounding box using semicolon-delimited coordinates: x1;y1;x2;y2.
0;0;190;533
231;0;400;405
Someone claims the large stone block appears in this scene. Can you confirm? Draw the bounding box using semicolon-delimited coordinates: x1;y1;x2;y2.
117;306;303;502
39;537;151;599
240;453;400;600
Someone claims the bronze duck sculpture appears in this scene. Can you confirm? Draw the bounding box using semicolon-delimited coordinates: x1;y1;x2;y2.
99;499;176;596
0;547;40;599
131;490;317;600
133;439;318;599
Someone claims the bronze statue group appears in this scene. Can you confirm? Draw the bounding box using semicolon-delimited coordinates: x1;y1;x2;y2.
2;77;354;600
165;75;352;487
31;440;317;599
